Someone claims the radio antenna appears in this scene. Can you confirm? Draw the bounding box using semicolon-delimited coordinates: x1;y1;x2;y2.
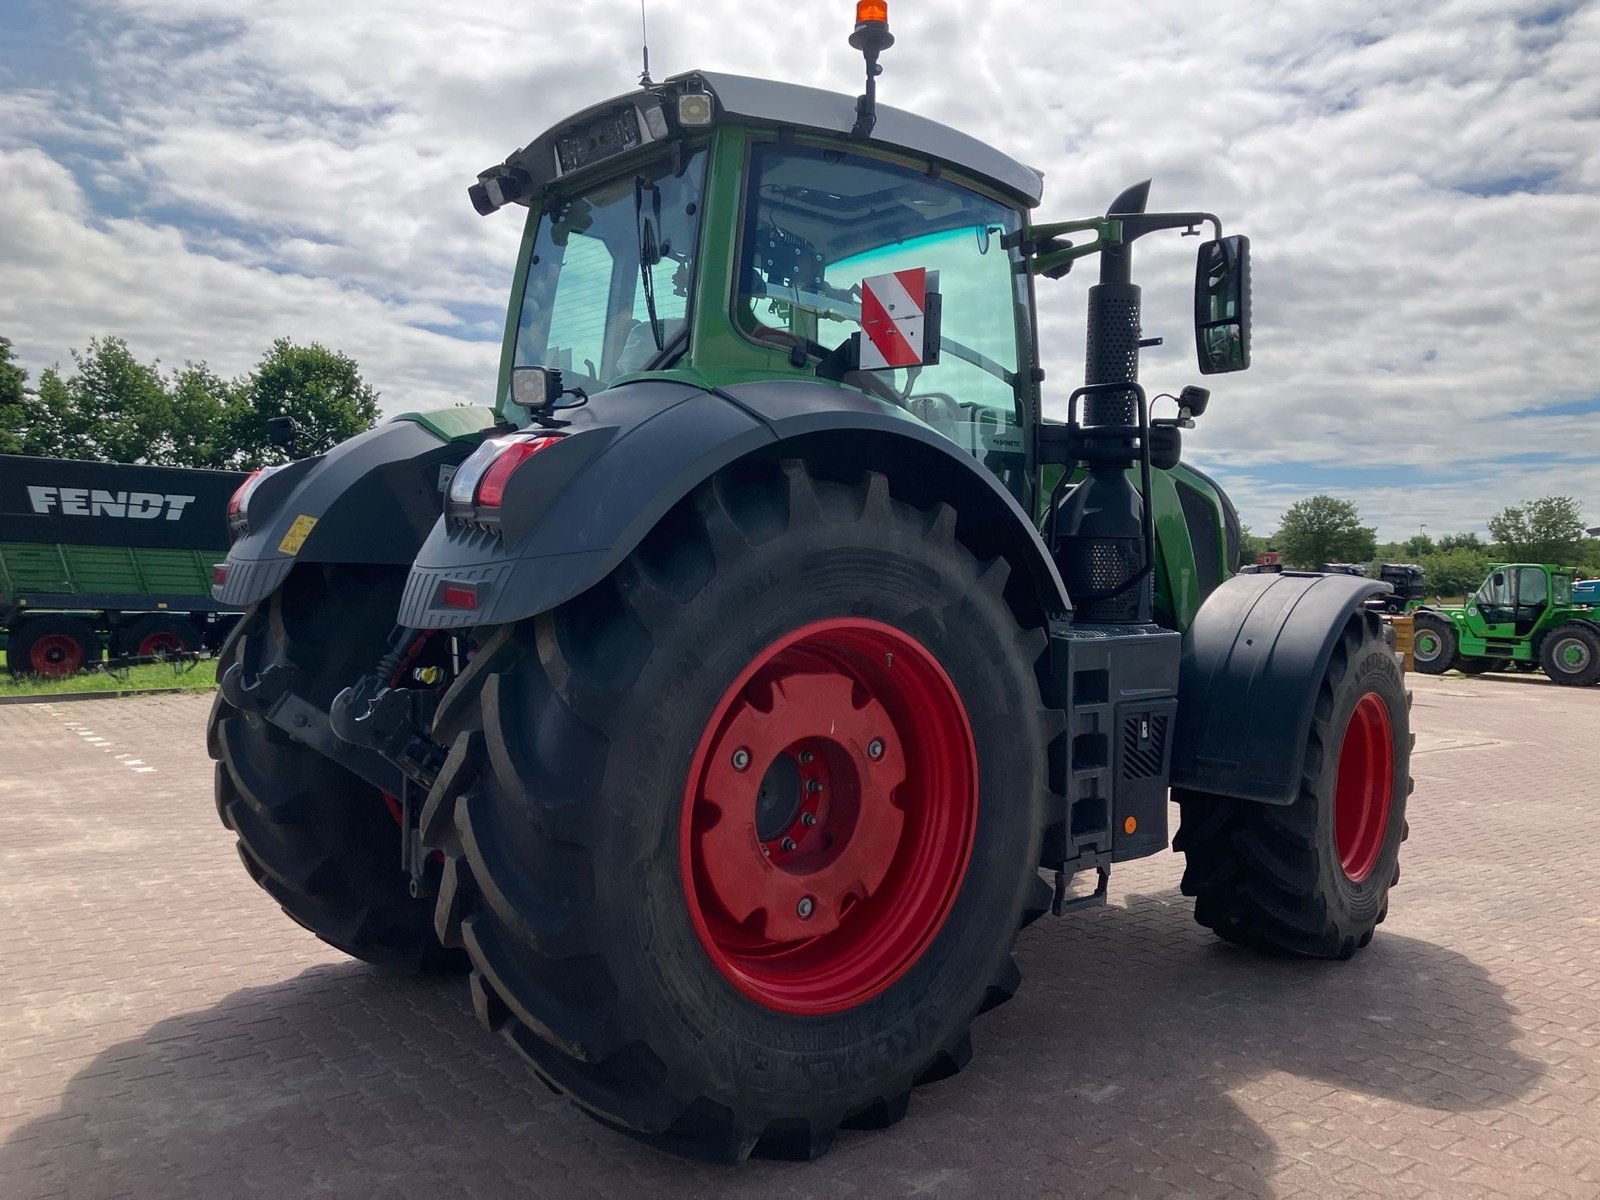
639;1;653;86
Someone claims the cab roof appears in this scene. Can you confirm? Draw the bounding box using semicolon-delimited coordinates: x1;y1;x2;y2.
478;69;1045;212
691;71;1044;207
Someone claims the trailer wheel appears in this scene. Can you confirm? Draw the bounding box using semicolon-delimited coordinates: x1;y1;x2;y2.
422;462;1055;1161
121;613;200;658
7;615;100;677
207;565;467;974
1410;613;1456;675
1175;608;1410;959
1539;623;1600;687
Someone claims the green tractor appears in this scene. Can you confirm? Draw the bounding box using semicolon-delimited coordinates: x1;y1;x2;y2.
207;7;1410;1161
1413;562;1600;685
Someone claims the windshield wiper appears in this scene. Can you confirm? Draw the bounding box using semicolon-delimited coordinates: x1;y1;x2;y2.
635;177;664;353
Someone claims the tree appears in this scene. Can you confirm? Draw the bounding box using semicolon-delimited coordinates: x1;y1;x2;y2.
1418;547;1491;601
1487;497;1586;564
1275;495;1377;569
1402;532;1435;560
16;366;75;458
1437;531;1484;552
1237;522;1272;570
0;337;27;454
165;362;237;469
230;338;380;466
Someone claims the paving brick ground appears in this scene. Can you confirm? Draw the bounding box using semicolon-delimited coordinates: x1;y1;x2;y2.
1;674;1597;1199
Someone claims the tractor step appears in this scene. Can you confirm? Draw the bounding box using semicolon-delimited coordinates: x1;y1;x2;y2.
1052;864;1110;916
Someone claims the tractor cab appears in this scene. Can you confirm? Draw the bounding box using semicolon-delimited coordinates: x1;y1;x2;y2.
1468;564;1574;637
471;64;1249;628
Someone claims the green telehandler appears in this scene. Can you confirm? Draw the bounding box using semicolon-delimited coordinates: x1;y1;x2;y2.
1413;562;1600;685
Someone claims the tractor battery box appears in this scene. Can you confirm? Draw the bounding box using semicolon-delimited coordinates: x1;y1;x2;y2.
1043;622;1181;871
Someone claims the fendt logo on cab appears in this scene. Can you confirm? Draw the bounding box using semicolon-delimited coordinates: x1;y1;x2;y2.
27;486;196;522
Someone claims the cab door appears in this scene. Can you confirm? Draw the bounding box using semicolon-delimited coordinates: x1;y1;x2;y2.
1512;566;1551;636
1465;570;1516;638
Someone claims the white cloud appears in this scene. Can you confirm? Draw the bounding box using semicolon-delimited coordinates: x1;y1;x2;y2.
0;0;1596;539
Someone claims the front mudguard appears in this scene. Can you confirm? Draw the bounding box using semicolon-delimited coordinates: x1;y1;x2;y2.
1169;572;1387;804
215;410;502;608
398;378;1071;630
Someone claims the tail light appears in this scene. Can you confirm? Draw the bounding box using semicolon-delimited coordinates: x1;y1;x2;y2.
226;469;272;538
448;434;562;523
228;470;263;516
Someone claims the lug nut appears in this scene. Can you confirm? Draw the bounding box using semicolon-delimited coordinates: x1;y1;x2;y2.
799;750;814;764
732;748;751;771
805;779;822;794
867;738;884;760
797;896;814;919
801;812;817;827
781;837;797;851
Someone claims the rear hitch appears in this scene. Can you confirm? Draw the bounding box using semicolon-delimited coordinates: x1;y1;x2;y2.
329;675;446;794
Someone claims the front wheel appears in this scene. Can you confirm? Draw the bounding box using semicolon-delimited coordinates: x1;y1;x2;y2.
1540;623;1600;686
1410;613;1456;675
421;461;1056;1160
1175;608;1411;958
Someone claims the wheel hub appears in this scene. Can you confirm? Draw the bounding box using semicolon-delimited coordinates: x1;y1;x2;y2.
680;618;977;1015
1333;692;1395;883
30;634;83;677
1558;638;1590;670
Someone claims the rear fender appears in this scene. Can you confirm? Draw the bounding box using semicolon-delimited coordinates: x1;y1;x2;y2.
398;378;1071;629
215;409;501;607
1169;572;1387;804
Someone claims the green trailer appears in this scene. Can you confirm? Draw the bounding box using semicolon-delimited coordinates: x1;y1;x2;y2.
0;454;248;675
1412;562;1600;686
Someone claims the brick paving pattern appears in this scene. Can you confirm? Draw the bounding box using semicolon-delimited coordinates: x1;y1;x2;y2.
0;675;1597;1198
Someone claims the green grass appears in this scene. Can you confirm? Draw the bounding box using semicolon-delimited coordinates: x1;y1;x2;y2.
0;659;218;698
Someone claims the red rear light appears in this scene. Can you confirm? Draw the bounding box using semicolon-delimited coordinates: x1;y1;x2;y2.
438;582;478;610
474;437;558;509
228;470;262;516
212;564;229;587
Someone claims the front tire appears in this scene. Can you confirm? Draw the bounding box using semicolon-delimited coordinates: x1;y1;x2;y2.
1410;612;1456;675
207;565;467;974
1175;608;1411;958
422;461;1056;1160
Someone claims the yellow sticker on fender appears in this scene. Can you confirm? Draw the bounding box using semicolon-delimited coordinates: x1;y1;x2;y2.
278;514;318;555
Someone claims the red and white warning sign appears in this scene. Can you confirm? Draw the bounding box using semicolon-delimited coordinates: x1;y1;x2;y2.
858;267;937;370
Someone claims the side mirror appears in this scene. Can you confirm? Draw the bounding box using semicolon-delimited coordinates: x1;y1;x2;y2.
266;416;298;454
1194;235;1251;375
509;364;565;411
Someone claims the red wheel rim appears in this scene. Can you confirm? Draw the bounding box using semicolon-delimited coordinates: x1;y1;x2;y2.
680;618;978;1015
138;632;185;657
30;634;84;677
1334;693;1394;882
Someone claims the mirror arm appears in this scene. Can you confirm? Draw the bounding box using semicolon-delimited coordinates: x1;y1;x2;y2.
1116;211;1222;243
1004;217;1122;279
1007;211;1220;280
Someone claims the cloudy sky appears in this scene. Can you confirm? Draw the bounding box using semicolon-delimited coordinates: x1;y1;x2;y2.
2;0;1596;539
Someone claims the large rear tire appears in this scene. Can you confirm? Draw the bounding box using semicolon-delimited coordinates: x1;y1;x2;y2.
1175;608;1411;958
421;461;1057;1161
1410;612;1456;675
207;565;467;974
